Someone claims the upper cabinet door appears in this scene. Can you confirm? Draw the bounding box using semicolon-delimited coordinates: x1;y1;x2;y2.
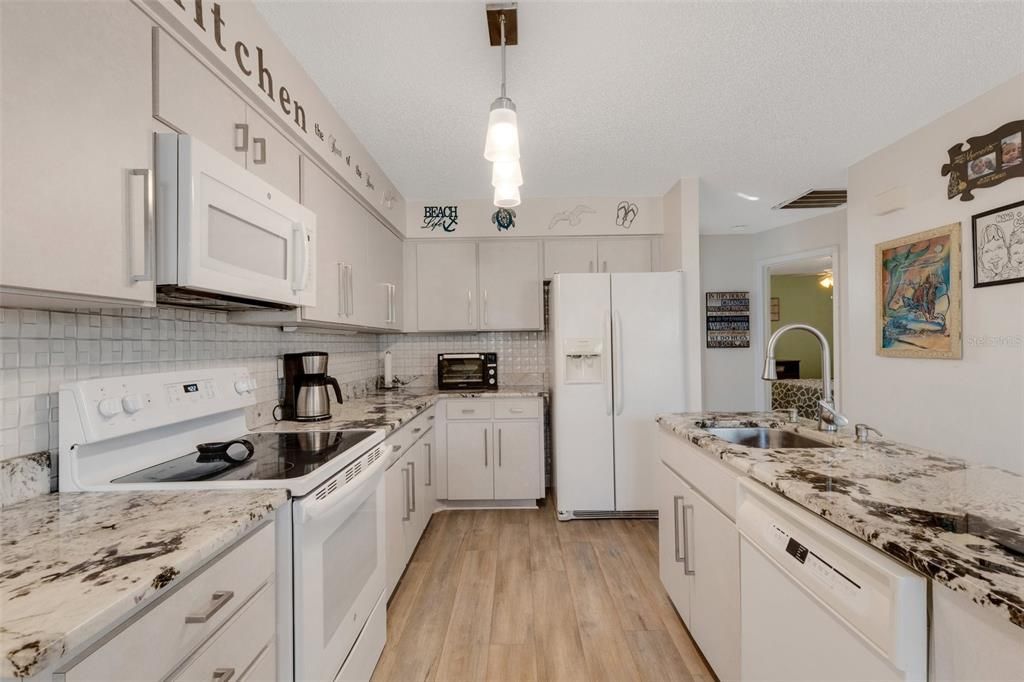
246;108;301;203
154;28;247;165
597;238;653;273
479;241;543;331
299;159;344;324
366;224;403;330
416;242;479;332
1;1;157;305
543;239;598;278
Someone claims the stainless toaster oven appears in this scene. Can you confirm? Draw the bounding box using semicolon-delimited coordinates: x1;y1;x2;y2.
437;353;498;390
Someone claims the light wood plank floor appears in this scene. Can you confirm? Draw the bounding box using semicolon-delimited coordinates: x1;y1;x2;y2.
372;499;715;682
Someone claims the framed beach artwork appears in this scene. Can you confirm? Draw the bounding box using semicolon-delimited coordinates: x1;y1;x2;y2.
972;199;1024;287
876;223;962;359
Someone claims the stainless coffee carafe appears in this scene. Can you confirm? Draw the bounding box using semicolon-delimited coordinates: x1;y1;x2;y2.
282;352;343;421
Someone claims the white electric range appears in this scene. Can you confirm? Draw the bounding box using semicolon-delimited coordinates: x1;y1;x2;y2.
59;367;389;682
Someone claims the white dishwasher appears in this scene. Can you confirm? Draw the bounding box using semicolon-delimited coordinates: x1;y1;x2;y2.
736;479;927;682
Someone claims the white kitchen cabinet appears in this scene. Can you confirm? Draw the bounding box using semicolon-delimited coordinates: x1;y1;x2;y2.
493;421;543;500
688;483;741;682
385;452;411;594
0;0;157;306
479;241;543;330
445;421;494;500
296;159;345;324
658;466;694;624
58;522;276;681
385;412;437;597
441;398;545;502
365;221;403;330
597;237;653;273
154;28;300;202
415;242;479;332
543;239;599;278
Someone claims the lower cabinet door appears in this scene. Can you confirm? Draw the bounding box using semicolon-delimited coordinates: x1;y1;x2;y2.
690;489;741;682
657;463;693;625
493;421;541;500
384;459;409;596
446;422;494;500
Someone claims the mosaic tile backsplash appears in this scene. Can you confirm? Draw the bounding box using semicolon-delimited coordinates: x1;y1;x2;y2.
0;306;550;504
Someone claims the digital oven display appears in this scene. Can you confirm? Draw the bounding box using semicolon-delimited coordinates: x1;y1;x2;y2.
183;383;200;394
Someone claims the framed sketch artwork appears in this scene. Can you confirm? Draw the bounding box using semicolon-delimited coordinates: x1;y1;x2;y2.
876;223;962;359
972;199;1024;287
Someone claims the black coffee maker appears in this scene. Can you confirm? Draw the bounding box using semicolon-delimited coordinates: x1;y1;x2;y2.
282;352;343;421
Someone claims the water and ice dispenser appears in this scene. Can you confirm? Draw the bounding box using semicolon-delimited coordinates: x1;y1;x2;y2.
563;338;604;384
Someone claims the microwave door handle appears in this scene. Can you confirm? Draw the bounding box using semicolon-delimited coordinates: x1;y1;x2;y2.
292;223;310;293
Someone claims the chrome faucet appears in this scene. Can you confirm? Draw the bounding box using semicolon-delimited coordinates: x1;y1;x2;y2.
762;323;848;432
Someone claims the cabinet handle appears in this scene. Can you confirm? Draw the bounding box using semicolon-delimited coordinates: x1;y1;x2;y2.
588;260;594;273
402;466;411;521
253;137;267;164
212;668;236;682
128;168;154;283
347;265;355;316
428;415;435;421
673;495;685;563
233;123;249;152
602;260;608;272
682;502;695;576
392;444;402;452
483;289;489;326
185;590;234;623
510;408;524;414
467;289;473;326
342;262;350;315
386;283;395;324
462;409;475;415
498;428;502;467
412;427;423;434
409;461;416;512
483;428;489;467
425;443;432;486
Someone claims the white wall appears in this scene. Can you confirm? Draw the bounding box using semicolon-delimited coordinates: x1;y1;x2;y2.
405;196;663;238
699;210;846;410
700;235;756;410
662;178;703;410
844;73;1024;473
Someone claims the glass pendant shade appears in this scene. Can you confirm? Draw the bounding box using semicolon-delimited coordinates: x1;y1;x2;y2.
484;103;520;162
493;182;521;208
491;159;523;187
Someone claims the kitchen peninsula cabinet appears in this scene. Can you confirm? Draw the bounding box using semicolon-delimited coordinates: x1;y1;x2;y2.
154;29;301;202
0;0;158;308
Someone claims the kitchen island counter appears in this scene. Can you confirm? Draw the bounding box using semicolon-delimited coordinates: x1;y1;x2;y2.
656;411;1024;632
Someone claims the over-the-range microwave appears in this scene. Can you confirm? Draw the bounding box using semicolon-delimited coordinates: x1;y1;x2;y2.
155;133;317;310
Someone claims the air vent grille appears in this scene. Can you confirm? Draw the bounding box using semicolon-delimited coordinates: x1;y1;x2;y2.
572;510;658;519
773;189;847;210
314;444;382;500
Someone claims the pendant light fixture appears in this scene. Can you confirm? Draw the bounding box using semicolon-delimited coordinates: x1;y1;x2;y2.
484;4;522;207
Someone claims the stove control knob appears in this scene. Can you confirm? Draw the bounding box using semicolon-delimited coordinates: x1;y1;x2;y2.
98;397;123;418
122;394;144;415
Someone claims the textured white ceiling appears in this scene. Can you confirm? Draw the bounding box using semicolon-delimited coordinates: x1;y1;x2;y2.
255;1;1024;233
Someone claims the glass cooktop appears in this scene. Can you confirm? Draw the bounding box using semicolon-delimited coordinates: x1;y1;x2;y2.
113;430;377;484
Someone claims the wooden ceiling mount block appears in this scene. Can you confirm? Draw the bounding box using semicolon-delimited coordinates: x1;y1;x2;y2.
486;4;518;46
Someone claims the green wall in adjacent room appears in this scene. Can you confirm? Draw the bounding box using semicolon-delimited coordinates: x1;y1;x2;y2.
770;274;834;379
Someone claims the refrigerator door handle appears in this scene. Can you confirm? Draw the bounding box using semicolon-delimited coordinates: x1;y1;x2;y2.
603;309;612;416
613;310;624;415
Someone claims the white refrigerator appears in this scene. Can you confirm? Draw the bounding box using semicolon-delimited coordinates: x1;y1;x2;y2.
550;272;687;520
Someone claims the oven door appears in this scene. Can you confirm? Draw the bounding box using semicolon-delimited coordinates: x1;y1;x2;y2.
438;353;486;389
157;133;317;308
293;458;386;681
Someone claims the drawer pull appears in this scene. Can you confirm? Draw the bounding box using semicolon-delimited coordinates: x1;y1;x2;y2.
185;590;234;624
212;668;236;682
428;415;435;421
412;427;423;433
462;409;475;414
392;444;402;452
510;408;524;414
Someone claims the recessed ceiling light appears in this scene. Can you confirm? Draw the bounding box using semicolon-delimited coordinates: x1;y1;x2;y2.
736;192;760;201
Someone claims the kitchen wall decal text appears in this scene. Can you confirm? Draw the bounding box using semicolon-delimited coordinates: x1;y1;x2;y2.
421;206;459;232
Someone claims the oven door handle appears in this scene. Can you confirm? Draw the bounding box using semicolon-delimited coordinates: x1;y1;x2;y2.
298;452;386;523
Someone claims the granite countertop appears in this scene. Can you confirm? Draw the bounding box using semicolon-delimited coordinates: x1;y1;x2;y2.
0;489;288;679
257;385;548;434
657;412;1024;631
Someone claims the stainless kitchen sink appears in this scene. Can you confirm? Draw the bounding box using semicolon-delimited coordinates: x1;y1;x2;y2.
704;427;836;449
